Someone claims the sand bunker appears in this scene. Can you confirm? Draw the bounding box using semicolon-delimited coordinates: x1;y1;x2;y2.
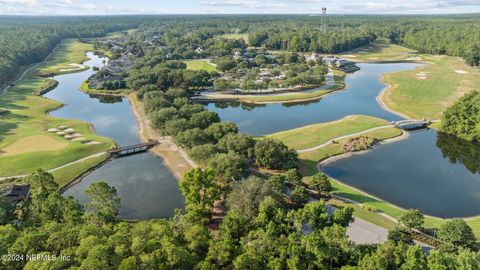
59;63;85;72
64;128;75;132
406;57;422;61
84;141;102;145
72;133;83;138
56;131;65;135
368;57;378;60
72;137;86;141
57;125;67;130
342;54;356;58
47;128;58;132
455;70;468;74
416;72;427;80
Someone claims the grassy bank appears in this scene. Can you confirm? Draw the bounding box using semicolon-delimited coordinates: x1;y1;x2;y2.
200;70;346;104
268;115;389;150
380;54;480;119
343;39;418;62
293;123;480;238
297;127;402;175
185;59;217;72
341;39;480;120
0;39;115;181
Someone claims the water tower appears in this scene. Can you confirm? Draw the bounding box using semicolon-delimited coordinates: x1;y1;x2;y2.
321;7;327;34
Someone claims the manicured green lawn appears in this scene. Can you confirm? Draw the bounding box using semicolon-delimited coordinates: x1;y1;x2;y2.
52;154;109;187
344;38;418;62
268;115;388;150
342;39;480;120
39;39;93;75
381;54;480;119
0;39;115;178
185;60;217;72
216;33;249;43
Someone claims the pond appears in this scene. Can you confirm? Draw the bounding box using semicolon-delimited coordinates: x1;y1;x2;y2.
45;52;184;220
208;62;480;218
322;129;480;218
207;63;421;136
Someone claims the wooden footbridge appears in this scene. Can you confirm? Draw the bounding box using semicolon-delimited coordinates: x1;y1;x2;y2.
391;119;432;130
108;140;159;157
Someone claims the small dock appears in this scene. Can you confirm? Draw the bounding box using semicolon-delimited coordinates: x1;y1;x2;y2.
108;140;159;157
391;120;431;130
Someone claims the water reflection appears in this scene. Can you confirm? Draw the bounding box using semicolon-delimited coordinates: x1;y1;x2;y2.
436;132;480;174
46;52;184;219
208;63;421;135
322;129;480;218
89;94;123;104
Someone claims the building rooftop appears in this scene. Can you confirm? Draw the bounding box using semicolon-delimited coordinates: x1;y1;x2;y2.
1;184;30;205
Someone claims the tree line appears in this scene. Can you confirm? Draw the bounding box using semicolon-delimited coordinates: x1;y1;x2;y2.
0;16;157;87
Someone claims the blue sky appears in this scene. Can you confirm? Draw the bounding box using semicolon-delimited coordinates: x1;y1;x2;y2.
1;0;480;15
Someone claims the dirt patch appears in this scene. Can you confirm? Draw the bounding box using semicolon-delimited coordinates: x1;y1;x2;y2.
455;70;468;74
0;135;68;156
129;93;195;180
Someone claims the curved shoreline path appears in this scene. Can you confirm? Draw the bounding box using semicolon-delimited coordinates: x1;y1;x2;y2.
297;125;394;153
0;43;60;97
42;52;184;220
208;63;421;136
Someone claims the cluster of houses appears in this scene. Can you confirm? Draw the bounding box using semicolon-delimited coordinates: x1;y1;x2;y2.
1;184;30;205
88;38;137;90
305;53;359;72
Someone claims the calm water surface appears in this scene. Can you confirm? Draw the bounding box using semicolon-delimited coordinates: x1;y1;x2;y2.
208;62;480;218
322;130;480;218
46;53;184;219
207;63;421;136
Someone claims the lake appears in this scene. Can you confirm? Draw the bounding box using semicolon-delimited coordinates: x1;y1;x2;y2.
209;63;480;218
45;52;184;220
207;63;420;136
322;129;480;218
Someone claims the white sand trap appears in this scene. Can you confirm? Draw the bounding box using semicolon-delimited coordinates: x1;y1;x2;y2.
72;133;82;137
342;54;356;58
56;131;65;135
57;125;67;130
417;77;427;80
64;135;73;139
59;63;85;72
455;70;468;74
85;141;102;145
407;57;422;61
368;57;378;60
64;128;75;132
416;73;427;76
72;137;86;141
47;128;58;132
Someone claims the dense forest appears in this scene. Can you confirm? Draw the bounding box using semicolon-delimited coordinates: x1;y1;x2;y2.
130;15;480;65
2;15;480;269
1;168;479;269
2;14;479;87
0;16;156;86
441;90;480;142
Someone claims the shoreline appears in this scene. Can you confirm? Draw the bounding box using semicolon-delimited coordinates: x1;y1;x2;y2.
128;93;195;180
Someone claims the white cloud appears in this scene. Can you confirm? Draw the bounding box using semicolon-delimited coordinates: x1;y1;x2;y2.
0;0;37;5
